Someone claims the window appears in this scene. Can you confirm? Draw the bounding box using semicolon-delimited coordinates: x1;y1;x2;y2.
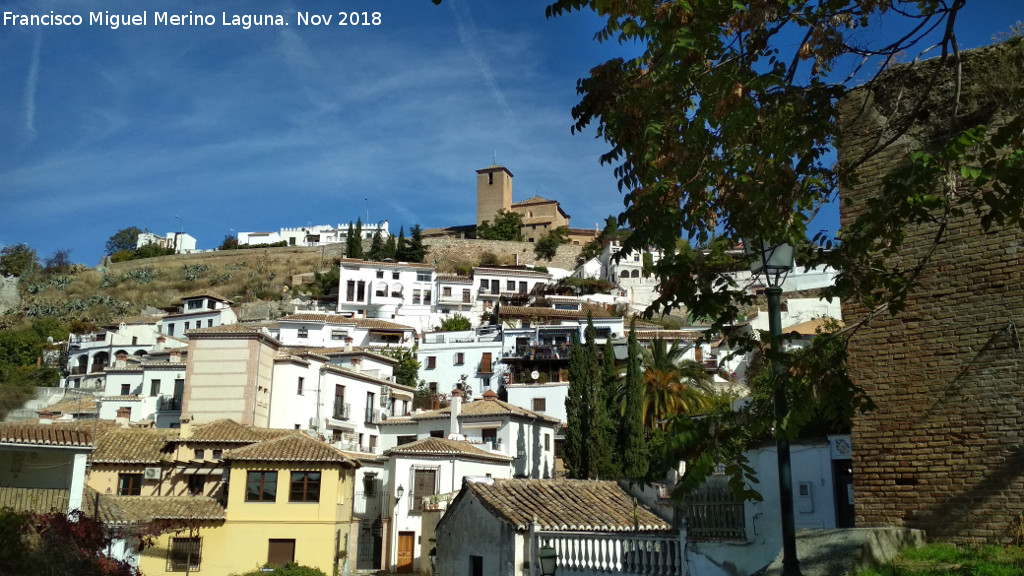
392;271;400;280
194;449;205;460
184;321;190;331
507;280;516;291
397;435;417;446
479;279;488;293
167;537;201;572
118;473;142;496
268;539;296;566
376;270;384;278
417;271;431;282
491;279;499;293
428;382;437;393
545;433;551;451
479;353;492;374
462;288;471;303
519;281;527;294
289;471;321;502
442;287;452;297
454;352;464;365
121;383;130;395
246;471;278;502
297;377;304;395
187;300;202;310
365;392;376;423
331;329;347;341
132;336;138;345
426;356;436;369
188;474;204;496
423;289;431;305
166;323;175;336
532;398;547;412
429;430;444;438
212;449;223;460
413;289;422;305
297;327;308;338
482;428;498;443
150;379;160;396
207;319;213;328
346;280;356;302
369;435;378;452
207;300;216;310
412;468;437;511
470;555;483;576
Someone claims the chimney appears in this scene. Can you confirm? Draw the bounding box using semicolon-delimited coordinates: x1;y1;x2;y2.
169;349;182;363
116;406;131;427
344;337;353;353
154;336;166;352
351;357;361;372
449;388;463;435
482;389;498;401
179;416;193;439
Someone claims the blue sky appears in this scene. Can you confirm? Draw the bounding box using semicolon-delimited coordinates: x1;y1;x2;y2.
1;0;1021;265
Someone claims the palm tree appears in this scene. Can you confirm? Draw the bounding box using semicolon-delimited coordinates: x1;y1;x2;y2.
639;338;714;429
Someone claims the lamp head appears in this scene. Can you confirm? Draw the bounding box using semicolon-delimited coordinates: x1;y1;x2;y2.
539;544;558;576
396;484;405;500
746;241;794;288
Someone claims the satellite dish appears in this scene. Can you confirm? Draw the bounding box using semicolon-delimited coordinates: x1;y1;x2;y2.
530;370;540;381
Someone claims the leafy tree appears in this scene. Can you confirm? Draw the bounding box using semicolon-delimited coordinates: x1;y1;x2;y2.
220;235;239;250
0;244;38;277
407;225;426;263
105;227;142;256
232;562;327;576
619;319;648;482
533;226;570;261
43;249;74;274
476;209;523;241
131;243;175;260
367;230;385;261
380;346;420;389
438;314;471;332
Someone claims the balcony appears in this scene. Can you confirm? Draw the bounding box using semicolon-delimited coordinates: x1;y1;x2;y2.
334;441;378;454
504;345;571;362
333;400;351;421
158;397;182;411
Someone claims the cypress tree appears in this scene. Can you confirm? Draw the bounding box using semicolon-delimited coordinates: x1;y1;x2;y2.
585;316;617;479
383;233;397;260
395;226;408;261
620;318;649;482
349;218;364;259
345;222;356;257
367;230;384;261
564;331;589;478
408;224;426;263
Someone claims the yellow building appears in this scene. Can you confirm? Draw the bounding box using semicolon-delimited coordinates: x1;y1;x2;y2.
86;420;360;575
510;195;570;243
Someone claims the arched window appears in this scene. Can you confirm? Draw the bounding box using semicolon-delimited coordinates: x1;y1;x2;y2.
631;270;640;278
620;270;630;278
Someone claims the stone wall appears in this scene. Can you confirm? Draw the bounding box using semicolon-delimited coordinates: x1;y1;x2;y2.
0;276;19;313
839;40;1024;543
423;237;583;273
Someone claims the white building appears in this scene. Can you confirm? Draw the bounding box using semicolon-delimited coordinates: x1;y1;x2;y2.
137;232;197;254
337;259;437;332
237;220;390;247
162;292;238;340
417;328;504;398
65;319;187;391
277;313;416;350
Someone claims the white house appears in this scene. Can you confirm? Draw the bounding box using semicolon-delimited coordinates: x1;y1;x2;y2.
237;220;390;247
164;292;238;339
277;313;415;350
65;318;186;390
337;259;437;332
137;231;197;254
435;478;679;576
385;437;514;573
417;328;504;398
97;346;188;427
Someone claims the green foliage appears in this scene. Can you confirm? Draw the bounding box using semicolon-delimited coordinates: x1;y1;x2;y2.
105;226;142;256
220;235;239;250
383;233;398;260
438;314;471;332
534;226;570;261
367;230;386;261
476;209;523;241
0;244;38;277
180;264;211;283
132;243;176;260
556;276;617;295
619;319;648;482
394;227;407;261
479;252;500;266
380;346;420;389
312;264;340;297
564;314;617;479
346;220;364;259
233;562;328;576
854;543;1024;576
121;267;156;285
406;225;426;263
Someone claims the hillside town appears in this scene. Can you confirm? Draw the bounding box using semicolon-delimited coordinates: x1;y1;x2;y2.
2;6;1024;576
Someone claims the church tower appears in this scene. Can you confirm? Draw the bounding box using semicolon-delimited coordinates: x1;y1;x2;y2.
476;165;513;228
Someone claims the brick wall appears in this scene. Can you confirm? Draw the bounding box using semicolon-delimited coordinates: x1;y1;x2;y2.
839;41;1024;543
424;237;583;272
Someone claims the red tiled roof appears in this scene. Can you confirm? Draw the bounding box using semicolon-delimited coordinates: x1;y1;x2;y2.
384;437;513;462
226;433;358;466
0;422;94;447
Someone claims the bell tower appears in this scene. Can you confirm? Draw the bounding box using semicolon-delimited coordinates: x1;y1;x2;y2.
476;165;514;228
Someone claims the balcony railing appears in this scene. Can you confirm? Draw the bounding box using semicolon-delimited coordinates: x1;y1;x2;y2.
536;531;685;576
335;441;378;454
333;400;351;420
158;397;182;411
0;487;70;514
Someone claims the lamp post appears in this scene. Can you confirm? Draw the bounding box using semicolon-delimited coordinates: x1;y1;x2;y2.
748;241;802;576
538;544;557;576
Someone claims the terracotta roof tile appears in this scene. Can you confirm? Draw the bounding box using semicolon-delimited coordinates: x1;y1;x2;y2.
185;419;295;444
474;267;551;278
785;317;843;336
92;427;177;464
0;421;94;446
44;396;99;415
226;433;358;466
499;303;612;320
382;398;559;425
468;478;671;532
512;195;556;206
384;437;513;462
339;258;434;270
437;274;473;283
85;490;226;524
0;487;71;514
186;324;277;339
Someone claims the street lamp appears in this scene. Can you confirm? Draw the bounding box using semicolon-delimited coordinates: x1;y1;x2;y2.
538;544;557;576
748;240;802;576
396;484;405;502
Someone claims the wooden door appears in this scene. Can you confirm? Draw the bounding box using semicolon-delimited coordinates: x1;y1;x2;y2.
396;531;415;573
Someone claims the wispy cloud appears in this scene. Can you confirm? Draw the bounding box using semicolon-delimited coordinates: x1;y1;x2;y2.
21;29;41;144
448;0;515;123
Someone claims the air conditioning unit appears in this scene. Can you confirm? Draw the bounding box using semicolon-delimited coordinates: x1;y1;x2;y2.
380;386;391;405
144;467;161;480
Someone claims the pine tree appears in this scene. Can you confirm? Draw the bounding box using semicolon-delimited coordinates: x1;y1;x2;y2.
349;218;364;259
620;318;649;482
408;224;426;263
367;230;385;261
383;233;397;260
395;226;408;261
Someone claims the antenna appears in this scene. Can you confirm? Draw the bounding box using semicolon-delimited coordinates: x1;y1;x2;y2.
492;150;497;165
